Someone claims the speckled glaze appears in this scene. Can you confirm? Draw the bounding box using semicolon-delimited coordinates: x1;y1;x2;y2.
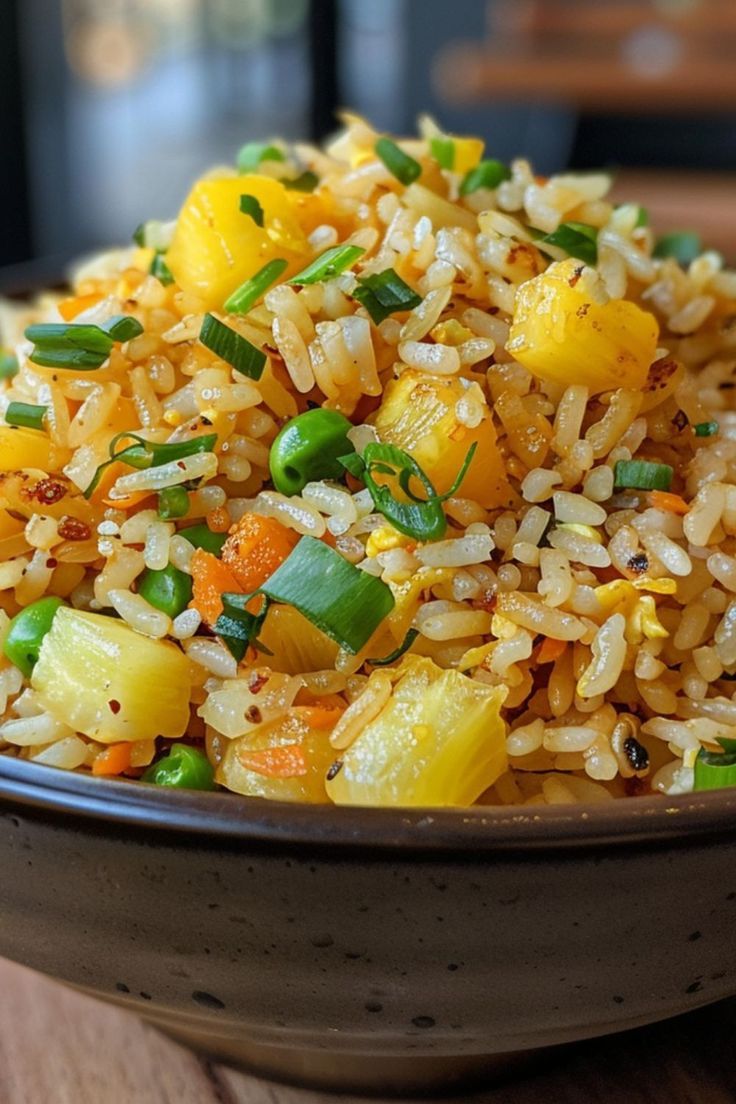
1;758;736;1095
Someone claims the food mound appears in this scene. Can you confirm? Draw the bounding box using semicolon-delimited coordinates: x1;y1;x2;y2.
1;115;735;807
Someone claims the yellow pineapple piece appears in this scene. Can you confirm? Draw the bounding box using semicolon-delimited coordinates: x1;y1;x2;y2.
373;369;510;508
216;712;334;803
508;258;659;394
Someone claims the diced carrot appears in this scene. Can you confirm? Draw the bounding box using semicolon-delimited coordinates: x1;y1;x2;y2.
238;744;308;778
648;490;689;515
190;548;243;625
536;636;567;665
291;705;345;729
92;742;133;776
221;512;299;592
319;529;337;548
89;454;153;511
58;293;103;321
206;505;231;533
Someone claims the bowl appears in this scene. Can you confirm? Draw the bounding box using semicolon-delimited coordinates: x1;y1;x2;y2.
1;756;736;1096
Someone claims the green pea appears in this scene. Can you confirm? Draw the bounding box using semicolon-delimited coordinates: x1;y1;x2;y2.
178;524;227;556
269;409;355;496
142;744;216;790
137;564;193;618
4;596;66;677
157;486;189;519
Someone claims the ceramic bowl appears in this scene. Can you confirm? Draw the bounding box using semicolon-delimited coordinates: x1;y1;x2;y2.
1;755;735;1096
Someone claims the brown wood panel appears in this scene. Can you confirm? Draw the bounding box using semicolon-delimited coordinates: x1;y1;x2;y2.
1;956;736;1104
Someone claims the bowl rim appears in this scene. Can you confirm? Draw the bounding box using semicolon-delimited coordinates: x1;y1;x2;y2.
1;756;736;853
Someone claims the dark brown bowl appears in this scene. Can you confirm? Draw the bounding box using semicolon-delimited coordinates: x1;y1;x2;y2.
1;756;735;1096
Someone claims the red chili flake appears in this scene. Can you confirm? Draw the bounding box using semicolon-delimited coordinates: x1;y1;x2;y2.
22;478;66;505
248;672;268;694
568;265;584;288
108;699;121;714
177;461;186;470
46;558;57;569
244;705;263;724
58;516;91;542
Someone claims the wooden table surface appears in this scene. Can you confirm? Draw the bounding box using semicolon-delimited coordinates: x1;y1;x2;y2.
1;958;735;1104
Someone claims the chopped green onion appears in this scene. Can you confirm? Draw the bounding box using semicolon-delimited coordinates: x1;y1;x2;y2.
132;219;175;251
239;194;264;227
694;421;719;437
288;244;365;286
283;171;319;192
224;258;288;315
25;317;143;370
214;595;272;662
351;268;422;324
178;523;227;556
539;222;598;266
613;460;673;492
157;486;190;519
259;536;395;654
342;442;477;543
653;231;702;266
374;137;422;186
694;738;736;791
0;353;18;380
5;402;47;430
150;253;174;286
430;136;455;170
236;142;284;172
101;315;144;343
635;206;649;228
459;159;511;196
199;314;266;380
84;432;217;499
368;628;419;667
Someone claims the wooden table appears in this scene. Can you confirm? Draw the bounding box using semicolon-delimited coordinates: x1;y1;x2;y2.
1;958;735;1104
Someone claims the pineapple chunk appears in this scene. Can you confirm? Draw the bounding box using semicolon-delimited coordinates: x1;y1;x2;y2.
508;258;659;394
216;713;334;803
31;608;191;743
373;370;511;508
0;427;51;472
326;657;507;807
166;174;311;308
257;605;339;675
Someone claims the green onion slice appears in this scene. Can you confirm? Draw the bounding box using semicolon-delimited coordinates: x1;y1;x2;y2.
25;317;143;370
351;268;422;324
342;442;477;543
215;595;273;662
283;171;319;192
102;315;144;343
84;432;217;499
178;523;227;556
613;460;674;492
150;253;174;286
224;258;288;315
430;136;455;170
374;137;422;186
157;486;190;519
635;206;649;228
693;421;719;437
0;353;18;381
259;536;395;654
368;628;419;667
199;314;266;380
288;244;365;286
132;219;175;251
459;159;511;196
239;194;264;227
538;222;598;266
236;142;285;173
694;738;736;791
5;402;47;430
653;231;702;266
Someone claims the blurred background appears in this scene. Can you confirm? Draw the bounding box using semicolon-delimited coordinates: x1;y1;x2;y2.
2;0;736;288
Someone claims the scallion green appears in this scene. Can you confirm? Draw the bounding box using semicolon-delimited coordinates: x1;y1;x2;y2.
283;171;319;192
653;231;702;266
459;159;511;196
374;137;421;186
132;219;175;251
694;738;736;791
84;432;217;499
430;136;455;170
288;244;365;286
613;459;674;492
236;142;284;173
0;353;18;380
199;314;266;380
5;402;47;430
368;628;419;667
539;222;598;266
214;595;272;662
351;268;422;324
693;421;719;437
635;206;649;228
25;317;143;370
157;486;190;519
150;253;174;286
224;258;288;315
102;315;144;343
239;194;264;227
